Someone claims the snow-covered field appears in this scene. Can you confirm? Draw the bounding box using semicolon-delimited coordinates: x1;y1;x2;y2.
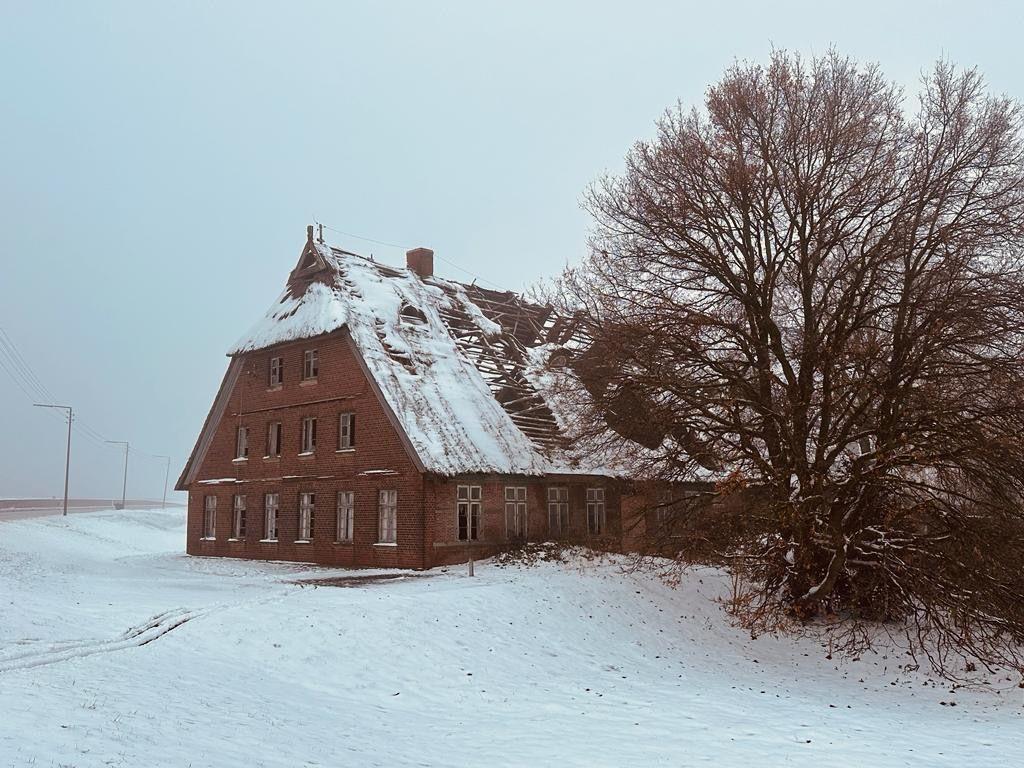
0;509;1020;767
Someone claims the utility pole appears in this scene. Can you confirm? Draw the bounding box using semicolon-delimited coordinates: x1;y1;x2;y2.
155;455;171;509
106;440;129;509
33;404;72;516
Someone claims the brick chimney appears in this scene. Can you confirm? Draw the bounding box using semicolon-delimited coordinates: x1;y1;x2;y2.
406;247;434;279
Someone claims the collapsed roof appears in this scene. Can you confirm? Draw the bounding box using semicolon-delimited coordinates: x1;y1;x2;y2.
227;232;621;477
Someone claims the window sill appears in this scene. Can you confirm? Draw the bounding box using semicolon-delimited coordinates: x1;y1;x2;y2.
297;452;316;459
259;538;278;543
266;384;283;392
333;540;353;545
263;455;280;462
300;379;318;387
373;542;397;547
199;537;216;541
295;539;312;544
335;448;356;454
231;457;248;464
227;537;243;542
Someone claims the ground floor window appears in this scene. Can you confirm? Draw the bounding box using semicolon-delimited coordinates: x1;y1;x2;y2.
586;488;606;535
337;491;354;542
264;492;279;541
547;487;568;534
202;495;216;539
378;489;397;543
232;494;246;539
505;486;527;539
298;492;315;541
457;485;481;541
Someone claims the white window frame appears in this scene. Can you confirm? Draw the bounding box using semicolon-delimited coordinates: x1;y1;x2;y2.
338;412;356;450
586;488;606;535
297;492;315;542
235;426;248;460
202;495;216;539
263;492;279;542
504;486;527;539
232;494;246;540
267;421;282;458
269;356;283;387
336;490;354;542
303;349;319;380
457;485;481;541
300;416;317;454
378;489;397;544
547;487;569;535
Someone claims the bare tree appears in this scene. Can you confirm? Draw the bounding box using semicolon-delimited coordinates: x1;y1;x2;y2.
555;51;1024;676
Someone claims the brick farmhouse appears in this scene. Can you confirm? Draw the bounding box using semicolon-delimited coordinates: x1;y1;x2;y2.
176;227;663;568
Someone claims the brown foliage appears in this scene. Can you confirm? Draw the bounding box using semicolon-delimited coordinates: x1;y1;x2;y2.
557;51;1024;677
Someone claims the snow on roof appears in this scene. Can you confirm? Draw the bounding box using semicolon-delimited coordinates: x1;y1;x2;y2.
229;242;622;477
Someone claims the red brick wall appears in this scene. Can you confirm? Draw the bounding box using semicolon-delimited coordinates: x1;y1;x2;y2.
185;332;426;568
424;475;622;567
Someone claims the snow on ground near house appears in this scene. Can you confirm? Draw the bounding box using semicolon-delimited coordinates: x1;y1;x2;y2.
0;510;1021;767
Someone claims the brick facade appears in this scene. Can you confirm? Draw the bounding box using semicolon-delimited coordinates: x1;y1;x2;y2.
183;330;624;569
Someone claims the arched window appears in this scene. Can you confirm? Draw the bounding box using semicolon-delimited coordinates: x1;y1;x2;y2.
399;303;427;325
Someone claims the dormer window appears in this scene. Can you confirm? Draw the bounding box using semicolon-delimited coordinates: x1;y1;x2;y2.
399;304;427;325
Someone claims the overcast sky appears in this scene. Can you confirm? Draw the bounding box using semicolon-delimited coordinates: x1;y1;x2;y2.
2;0;1022;501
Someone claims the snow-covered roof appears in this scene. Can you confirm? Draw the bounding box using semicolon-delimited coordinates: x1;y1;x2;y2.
229;240;624;477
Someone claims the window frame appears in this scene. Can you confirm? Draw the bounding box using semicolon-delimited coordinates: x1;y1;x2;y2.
338;412;356;450
547;486;569;535
586;487;606;535
302;349;319;381
378;489;397;544
297;492;315;542
457;485;481;541
235;425;248;460
300;416;317;454
231;494;246;540
202;495;216;539
336;490;354;542
266;421;282;458
504;486;528;539
263;492;279;542
269;356;283;387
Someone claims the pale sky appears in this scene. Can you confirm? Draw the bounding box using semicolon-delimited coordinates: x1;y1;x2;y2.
2;0;1022;501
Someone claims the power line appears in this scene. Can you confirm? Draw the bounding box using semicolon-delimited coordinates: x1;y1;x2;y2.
0;324;172;464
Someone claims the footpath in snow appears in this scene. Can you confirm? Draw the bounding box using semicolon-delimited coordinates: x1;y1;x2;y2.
0;508;1020;767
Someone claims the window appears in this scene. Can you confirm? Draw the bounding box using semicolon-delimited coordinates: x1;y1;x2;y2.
303;349;319;380
232;495;246;539
586;488;606;535
300;416;317;454
264;493;279;541
547;487;569;535
338;412;356;450
336;491;354;542
202;496;216;539
457;485;481;541
235;426;248;459
298;492;315;542
269;356;283;387
399;304;427;325
378;489;397;544
267;422;282;458
505;486;527;539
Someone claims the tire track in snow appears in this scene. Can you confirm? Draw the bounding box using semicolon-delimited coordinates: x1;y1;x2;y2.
0;607;203;673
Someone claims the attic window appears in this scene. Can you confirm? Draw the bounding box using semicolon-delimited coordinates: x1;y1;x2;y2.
548;349;570;368
399;304;427;325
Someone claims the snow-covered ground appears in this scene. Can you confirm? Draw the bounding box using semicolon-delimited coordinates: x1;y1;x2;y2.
0;509;1020;767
